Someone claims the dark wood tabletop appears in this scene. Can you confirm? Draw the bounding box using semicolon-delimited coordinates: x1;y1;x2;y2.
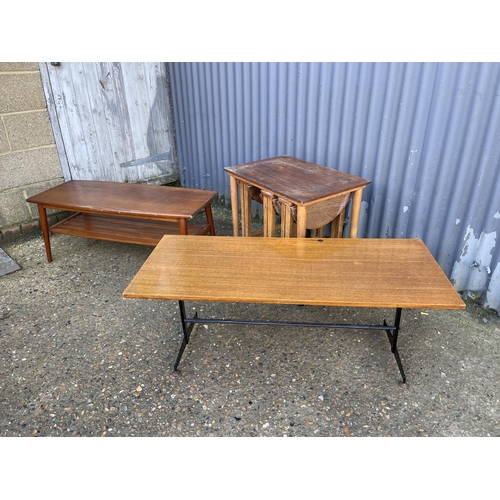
27;180;217;220
224;156;371;204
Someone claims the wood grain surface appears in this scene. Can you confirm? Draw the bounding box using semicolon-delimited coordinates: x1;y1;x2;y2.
27;180;217;220
123;235;465;310
224;156;371;204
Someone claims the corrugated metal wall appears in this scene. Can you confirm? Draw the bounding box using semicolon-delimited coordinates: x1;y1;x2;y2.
168;62;500;313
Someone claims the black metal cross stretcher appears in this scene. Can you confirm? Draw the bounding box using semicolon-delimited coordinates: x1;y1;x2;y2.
173;301;406;385
123;235;466;387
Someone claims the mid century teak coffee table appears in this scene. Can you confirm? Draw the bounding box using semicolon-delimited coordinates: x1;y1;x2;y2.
27;180;217;262
123;235;465;385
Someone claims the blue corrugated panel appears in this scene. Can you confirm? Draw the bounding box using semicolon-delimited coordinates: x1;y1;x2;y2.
169;62;500;313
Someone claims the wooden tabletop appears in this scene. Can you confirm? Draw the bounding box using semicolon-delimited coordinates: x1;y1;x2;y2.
26;180;217;219
224;156;371;204
123;235;465;310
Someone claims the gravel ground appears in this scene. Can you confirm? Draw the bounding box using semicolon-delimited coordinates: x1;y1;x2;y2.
1;207;500;439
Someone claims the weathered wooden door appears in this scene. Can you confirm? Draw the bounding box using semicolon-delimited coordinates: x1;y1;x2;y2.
40;62;179;184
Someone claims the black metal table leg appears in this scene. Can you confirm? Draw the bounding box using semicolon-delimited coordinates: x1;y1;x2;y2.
172;300;197;376
170;302;408;385
384;308;407;386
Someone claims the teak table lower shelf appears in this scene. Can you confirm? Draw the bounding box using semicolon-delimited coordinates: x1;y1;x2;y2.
123;235;465;385
50;212;211;246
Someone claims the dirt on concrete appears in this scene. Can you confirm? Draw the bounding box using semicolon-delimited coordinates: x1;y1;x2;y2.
1;206;499;438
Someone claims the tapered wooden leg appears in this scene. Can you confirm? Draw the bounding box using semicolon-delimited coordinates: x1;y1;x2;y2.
37;205;52;263
229;175;239;236
178;218;188;235
204;203;216;235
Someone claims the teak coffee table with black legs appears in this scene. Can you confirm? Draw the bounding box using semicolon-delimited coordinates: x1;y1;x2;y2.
123;235;465;385
27;180;217;262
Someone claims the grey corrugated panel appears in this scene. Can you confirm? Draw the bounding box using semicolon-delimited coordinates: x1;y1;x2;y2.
168;62;500;312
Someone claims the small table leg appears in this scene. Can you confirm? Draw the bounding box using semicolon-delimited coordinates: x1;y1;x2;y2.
37;205;53;263
178;218;188;235
279;199;294;238
204;203;216;235
349;189;364;238
331;209;345;238
295;205;307;238
239;181;252;237
229;175;239;236
262;190;276;237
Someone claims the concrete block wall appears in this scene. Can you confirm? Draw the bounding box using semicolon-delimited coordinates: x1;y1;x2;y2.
0;62;65;242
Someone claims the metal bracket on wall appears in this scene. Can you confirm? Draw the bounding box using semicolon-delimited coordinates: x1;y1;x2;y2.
120;152;173;168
